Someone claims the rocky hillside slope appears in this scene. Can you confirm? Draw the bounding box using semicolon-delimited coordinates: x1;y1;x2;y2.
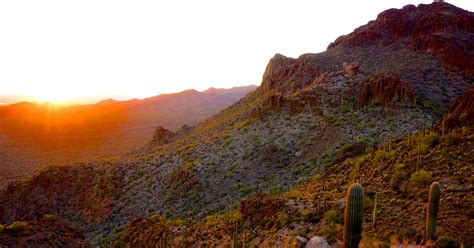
0;218;89;247
114;124;474;247
0;2;472;246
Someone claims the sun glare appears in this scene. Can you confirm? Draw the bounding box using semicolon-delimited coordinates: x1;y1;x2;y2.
31;90;79;105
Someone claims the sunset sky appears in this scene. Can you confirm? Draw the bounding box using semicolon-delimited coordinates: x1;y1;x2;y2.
0;0;473;103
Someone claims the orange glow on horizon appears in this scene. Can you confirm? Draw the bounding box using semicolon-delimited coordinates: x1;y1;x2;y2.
30;92;77;105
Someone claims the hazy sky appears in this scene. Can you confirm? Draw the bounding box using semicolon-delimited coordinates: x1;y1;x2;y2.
0;0;472;102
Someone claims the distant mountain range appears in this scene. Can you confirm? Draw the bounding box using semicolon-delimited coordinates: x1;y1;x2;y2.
0;85;257;187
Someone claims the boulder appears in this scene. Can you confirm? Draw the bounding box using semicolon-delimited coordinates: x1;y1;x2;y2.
306;236;330;248
152;126;175;145
296;235;308;247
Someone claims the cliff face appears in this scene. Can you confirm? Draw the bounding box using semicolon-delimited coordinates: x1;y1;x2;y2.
356;74;418;108
442;86;474;130
261;54;325;94
328;2;474;78
260;2;472;113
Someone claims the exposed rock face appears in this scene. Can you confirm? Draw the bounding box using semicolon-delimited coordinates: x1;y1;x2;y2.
261;54;296;93
441;86;474;130
262;94;286;112
152;126;175;144
261;54;324;94
328;2;474;78
356;74;417;107
343;62;360;77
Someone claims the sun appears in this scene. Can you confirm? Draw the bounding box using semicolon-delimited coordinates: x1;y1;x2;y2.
30;90;79;105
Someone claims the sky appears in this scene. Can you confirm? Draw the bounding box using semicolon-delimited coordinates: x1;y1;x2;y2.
0;0;473;103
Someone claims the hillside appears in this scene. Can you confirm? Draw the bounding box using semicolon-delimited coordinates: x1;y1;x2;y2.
0;2;472;247
0;85;256;188
113;124;474;247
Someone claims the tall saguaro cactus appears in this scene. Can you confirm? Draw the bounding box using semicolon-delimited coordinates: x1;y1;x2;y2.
427;182;441;241
343;183;364;248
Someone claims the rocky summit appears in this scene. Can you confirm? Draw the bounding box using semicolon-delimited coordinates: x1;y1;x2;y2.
0;2;472;247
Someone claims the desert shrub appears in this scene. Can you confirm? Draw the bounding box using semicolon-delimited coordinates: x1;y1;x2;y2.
278;213;290;227
412;132;440;154
323;115;337;124
336;143;368;163
374;149;394;162
284;189;303;199
240;193;284;229
311;174;322;180
270;185;284;195
437;236;460;248
391;163;407;181
441;131;463;145
410;170;431;186
362;234;390;248
42;214;56;222
318;222;343;244
298;210;312;221
397;227;419;244
323;210;343;225
233;183;255;196
6;221;28;232
423;132;440;147
319;149;335;168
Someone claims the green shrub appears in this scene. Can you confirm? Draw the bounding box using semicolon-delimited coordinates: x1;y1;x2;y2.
324;210;343;225
278;213;290;227
42;214;56;222
410;170;431;186
374;149;394;162
422;132;440;148
437;236;460;248
270;185;284;195
318;222;343;244
391;163;407;181
6;221;28;232
412;132;440;154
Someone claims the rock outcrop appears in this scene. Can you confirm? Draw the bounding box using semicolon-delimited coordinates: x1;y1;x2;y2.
343;62;360;77
441;86;474;130
356;74;418;107
261;54;325;94
152;126;175;145
328;2;474;78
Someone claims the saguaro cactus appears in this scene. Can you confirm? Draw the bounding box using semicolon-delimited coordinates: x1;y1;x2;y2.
427;182;441;241
372;192;380;228
343;183;364;248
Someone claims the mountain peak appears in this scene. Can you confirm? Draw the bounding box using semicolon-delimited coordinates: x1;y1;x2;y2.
328;2;474;78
